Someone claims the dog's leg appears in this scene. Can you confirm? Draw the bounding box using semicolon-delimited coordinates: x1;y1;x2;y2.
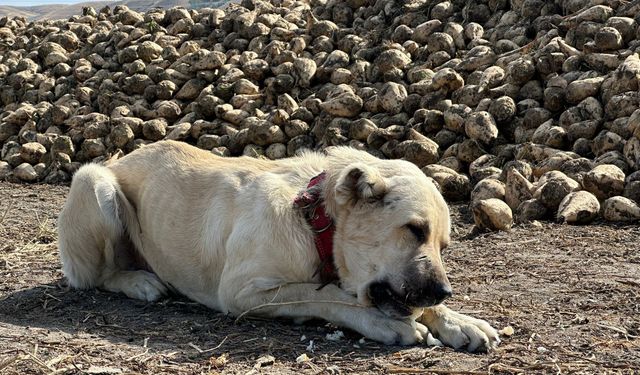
225;283;424;345
418;304;500;352
58;164;166;301
101;269;166;302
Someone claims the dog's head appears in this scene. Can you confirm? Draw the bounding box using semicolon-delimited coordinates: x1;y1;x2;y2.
325;148;452;319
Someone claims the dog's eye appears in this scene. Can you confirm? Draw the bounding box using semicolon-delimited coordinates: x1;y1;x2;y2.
406;224;425;243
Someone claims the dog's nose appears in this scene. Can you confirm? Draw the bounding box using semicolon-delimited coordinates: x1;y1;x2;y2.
406;282;452;307
432;283;453;305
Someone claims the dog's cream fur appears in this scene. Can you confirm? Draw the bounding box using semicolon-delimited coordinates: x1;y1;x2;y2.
58;141;499;351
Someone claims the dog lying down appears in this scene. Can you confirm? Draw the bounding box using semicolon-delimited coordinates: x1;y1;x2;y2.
58;140;500;351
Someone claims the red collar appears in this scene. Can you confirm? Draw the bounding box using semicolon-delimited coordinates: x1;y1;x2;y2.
293;172;338;286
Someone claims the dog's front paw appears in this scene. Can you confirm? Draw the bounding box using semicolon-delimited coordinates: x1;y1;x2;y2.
358;309;424;345
419;305;500;352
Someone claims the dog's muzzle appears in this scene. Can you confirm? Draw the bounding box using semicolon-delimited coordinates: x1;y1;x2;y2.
367;279;452;319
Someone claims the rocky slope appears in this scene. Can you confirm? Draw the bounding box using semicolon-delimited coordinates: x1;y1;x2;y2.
1;0;640;229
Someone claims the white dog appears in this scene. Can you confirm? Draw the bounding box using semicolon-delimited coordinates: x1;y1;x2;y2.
58;140;499;351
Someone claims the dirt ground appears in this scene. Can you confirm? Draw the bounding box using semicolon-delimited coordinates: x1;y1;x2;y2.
0;181;638;374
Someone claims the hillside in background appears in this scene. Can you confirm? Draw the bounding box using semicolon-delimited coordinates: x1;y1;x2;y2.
0;0;232;21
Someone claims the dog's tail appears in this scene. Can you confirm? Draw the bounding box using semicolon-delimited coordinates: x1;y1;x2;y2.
58;164;140;288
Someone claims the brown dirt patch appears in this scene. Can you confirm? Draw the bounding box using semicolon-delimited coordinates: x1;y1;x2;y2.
0;181;638;374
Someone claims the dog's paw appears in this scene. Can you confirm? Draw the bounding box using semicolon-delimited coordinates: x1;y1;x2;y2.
103;270;167;302
419;305;500;352
358;310;425;345
125;272;166;301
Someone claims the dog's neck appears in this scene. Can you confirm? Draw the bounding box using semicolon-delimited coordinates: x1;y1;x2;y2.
293;172;339;287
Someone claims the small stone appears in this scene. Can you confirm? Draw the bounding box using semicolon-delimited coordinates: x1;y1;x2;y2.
594;151;629;174
254;355;275;369
477;66;504;92
191;50;226;71
243;144;265;157
499;326;515;336
325;330;345;341
469;154;500;181
156;80;178;100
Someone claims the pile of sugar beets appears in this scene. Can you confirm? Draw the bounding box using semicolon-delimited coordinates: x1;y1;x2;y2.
2;0;640;230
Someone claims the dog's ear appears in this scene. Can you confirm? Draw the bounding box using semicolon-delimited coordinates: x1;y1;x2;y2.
335;163;387;206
